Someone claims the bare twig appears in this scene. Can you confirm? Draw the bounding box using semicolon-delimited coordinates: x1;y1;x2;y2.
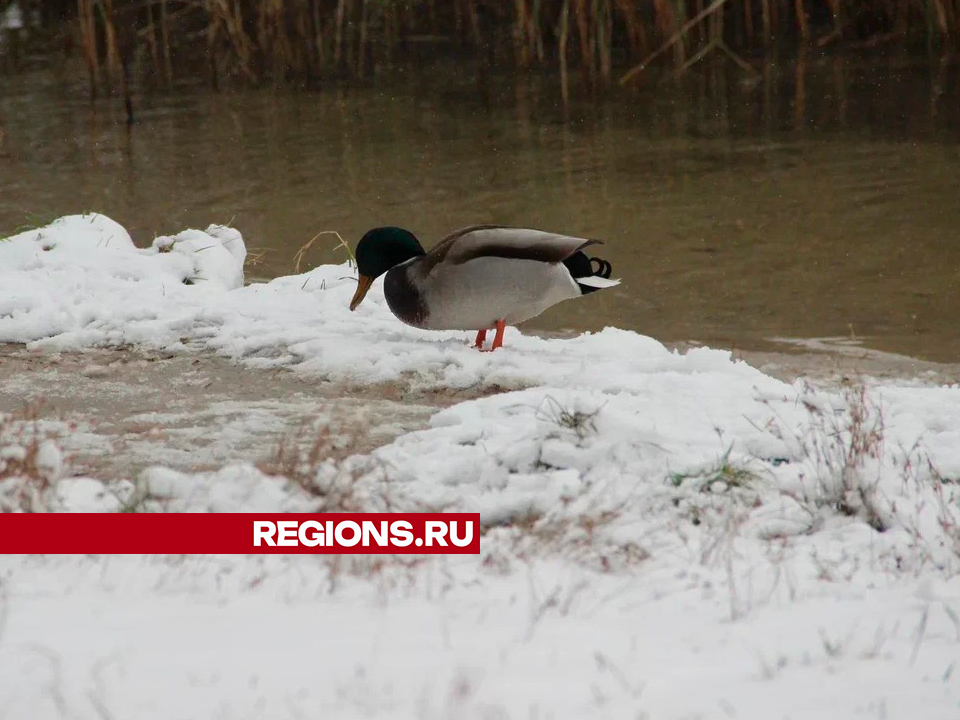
618;0;730;85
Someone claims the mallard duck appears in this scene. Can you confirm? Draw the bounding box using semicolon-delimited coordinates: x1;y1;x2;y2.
349;225;620;351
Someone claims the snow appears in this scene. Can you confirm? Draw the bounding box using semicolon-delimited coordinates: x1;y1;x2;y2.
1;215;959;719
1;214;763;390
0;214;244;351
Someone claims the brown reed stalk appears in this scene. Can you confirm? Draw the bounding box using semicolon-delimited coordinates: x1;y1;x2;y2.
825;0;839;28
573;0;593;78
207;0;219;89
294;1;312;79
558;0;570;104
98;0;121;82
310;0;324;73
213;0;256;82
515;0;529;67
795;0;809;40
383;0;397;64
929;0;950;37
532;0;545;62
598;0;612;81
258;0;299;83
612;0;645;55
98;0;133;123
357;0;368;77
333;0;346;67
694;0;705;44
159;0;172;85
760;0;771;44
650;0;685;72
465;0;481;46
344;0;357;76
794;45;806;130
77;0;99;98
144;3;160;80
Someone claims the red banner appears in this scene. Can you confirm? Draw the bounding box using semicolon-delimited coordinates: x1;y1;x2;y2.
0;513;481;554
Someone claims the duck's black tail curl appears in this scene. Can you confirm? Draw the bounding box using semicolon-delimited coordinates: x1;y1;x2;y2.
590;257;612;279
563;251;616;294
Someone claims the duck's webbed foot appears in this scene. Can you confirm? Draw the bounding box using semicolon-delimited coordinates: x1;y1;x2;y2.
473;329;487;349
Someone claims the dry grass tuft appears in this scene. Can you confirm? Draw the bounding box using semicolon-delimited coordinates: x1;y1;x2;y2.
535;396;601;441
669;444;761;494
258;421;388;512
496;504;649;572
795;382;887;530
243;247;269;271
293;230;356;275
0;404;69;512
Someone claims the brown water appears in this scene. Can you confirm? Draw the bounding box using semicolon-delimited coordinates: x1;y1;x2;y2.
2;57;959;361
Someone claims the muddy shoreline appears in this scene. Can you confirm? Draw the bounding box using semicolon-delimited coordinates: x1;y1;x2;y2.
2;339;957;482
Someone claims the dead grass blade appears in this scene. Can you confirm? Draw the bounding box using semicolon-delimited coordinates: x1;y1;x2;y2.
292;230;356;274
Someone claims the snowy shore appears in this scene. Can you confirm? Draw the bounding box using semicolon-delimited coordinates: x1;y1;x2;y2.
1;215;959;719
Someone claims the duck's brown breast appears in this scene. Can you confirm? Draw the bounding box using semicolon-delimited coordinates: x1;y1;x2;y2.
384;262;428;328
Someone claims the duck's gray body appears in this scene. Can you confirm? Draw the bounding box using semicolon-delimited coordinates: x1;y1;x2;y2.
383;226;612;331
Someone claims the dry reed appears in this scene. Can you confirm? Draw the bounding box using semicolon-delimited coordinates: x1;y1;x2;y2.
59;0;960;94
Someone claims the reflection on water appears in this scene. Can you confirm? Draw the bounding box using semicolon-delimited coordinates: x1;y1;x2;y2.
1;58;959;361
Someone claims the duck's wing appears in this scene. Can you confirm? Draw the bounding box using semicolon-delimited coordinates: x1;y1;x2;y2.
425;226;601;271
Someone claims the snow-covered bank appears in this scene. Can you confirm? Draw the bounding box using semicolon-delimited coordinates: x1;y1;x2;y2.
0;214;789;389
1;548;957;719
2;215;960;718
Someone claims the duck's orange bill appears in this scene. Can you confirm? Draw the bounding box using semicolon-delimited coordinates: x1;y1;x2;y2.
349;274;374;311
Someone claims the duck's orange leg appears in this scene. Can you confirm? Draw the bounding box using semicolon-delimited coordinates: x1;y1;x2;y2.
476;321;506;352
491;319;506;351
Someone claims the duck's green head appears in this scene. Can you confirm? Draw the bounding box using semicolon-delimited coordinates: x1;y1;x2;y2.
350;227;425;311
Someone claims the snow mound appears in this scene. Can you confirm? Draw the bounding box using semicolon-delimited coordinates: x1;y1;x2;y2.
0;214;245;349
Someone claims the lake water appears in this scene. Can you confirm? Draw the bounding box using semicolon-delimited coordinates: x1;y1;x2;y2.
2;56;958;360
